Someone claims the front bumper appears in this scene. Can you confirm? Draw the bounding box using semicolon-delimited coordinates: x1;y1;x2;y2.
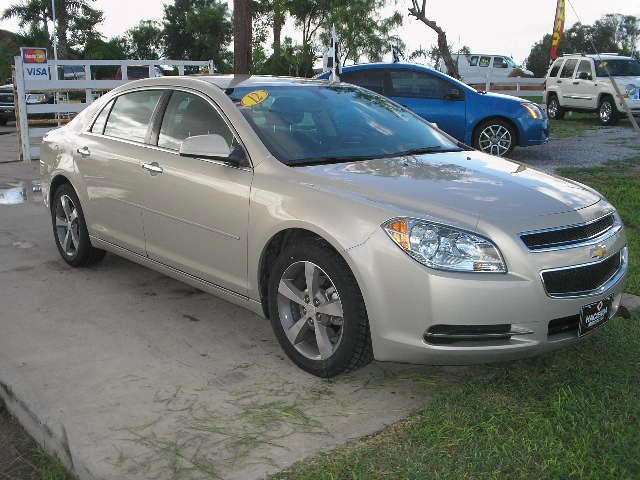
518;115;549;147
347;214;627;365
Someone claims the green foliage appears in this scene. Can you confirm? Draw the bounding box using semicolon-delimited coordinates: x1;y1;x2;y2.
81;36;128;60
526;14;640;77
319;0;404;66
162;0;232;72
125;20;163;60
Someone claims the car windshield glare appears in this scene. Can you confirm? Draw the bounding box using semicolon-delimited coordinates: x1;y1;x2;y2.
227;84;461;165
595;59;640;77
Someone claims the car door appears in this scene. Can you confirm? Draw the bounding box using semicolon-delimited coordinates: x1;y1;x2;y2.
387;69;467;141
558;58;579;107
77;89;164;255
139;89;252;295
570;59;597;109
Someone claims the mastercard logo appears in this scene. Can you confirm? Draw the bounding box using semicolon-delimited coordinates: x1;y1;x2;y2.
241;90;269;107
23;49;47;64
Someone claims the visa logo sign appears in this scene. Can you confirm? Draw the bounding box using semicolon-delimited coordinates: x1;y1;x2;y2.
26;67;48;76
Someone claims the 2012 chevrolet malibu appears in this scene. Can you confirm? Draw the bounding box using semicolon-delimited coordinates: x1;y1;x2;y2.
40;76;628;377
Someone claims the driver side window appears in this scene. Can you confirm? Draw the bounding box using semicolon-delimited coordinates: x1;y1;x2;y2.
158;91;234;152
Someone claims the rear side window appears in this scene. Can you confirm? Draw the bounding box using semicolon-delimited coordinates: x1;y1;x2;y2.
340;70;387;95
158;91;233;151
576;60;593;78
469;56;479;67
560;59;578;78
479;56;491;67
493;57;508;68
104;90;163;143
389;70;457;99
549;60;562;77
90;99;113;134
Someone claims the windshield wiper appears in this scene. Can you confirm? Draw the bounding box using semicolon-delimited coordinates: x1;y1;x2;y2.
289;146;464;167
394;146;462;156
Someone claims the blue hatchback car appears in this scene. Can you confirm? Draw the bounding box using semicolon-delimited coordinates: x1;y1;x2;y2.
320;63;549;157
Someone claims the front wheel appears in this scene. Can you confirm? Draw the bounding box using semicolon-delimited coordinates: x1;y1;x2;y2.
51;183;106;267
268;241;372;377
598;97;619;126
473;119;516;157
546;95;565;120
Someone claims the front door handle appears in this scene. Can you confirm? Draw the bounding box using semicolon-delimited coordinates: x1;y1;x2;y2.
573;81;580;84
77;146;91;157
557;80;562;83
142;162;163;176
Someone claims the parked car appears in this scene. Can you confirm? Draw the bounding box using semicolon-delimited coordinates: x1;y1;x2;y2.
321;63;548;156
544;53;640;125
0;84;13;125
437;54;534;83
40;76;627;377
0;83;55;125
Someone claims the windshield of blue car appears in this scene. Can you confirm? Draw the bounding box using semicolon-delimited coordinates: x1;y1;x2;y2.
595;59;640;77
226;84;462;166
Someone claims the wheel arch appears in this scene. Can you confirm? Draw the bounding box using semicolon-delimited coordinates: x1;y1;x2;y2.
472;116;520;147
256;227;358;319
49;174;74;210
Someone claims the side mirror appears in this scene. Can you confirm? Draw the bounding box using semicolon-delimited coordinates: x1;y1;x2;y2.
179;134;245;166
578;71;592;81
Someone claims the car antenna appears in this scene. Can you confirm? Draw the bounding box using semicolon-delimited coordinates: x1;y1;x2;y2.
566;0;639;133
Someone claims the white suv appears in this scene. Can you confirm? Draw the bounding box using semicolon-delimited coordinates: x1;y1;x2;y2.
544;54;640;125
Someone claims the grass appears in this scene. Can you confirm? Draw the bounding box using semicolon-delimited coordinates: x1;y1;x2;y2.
559;157;640;296
0;399;71;480
550;111;604;139
273;158;640;480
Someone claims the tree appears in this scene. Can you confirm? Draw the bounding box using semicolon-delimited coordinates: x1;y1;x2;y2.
525;14;639;77
407;0;458;78
125;20;163;59
233;0;252;73
320;1;404;66
254;0;287;52
2;0;104;58
163;0;232;72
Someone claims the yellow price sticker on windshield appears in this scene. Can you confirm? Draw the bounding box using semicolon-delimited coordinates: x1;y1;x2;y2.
241;90;269;107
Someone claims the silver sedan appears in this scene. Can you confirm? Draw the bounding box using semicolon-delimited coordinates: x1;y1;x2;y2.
40;75;628;377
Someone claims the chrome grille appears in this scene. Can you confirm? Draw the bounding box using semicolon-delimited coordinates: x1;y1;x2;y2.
541;251;623;297
521;214;615;251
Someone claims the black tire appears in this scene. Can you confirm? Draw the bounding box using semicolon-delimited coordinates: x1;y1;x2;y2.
51;183;106;267
598;96;619;126
546;94;565;120
473;118;516;157
268;240;372;377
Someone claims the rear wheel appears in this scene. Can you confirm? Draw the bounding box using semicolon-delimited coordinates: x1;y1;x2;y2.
473;119;516;157
268;241;372;377
51;183;105;267
546;95;565;120
598;96;619;126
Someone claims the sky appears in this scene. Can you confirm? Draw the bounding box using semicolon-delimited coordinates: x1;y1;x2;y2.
1;0;638;65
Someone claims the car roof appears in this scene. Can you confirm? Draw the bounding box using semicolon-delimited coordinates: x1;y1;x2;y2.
560;54;634;61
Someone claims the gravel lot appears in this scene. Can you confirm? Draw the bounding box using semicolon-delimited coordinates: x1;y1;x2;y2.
510;120;640;172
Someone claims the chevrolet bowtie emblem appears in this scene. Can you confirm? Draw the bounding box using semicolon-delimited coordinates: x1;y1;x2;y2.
590;245;608;259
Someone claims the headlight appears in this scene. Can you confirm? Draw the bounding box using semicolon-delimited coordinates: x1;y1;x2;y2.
383;218;506;272
25;94;47;104
521;103;541;119
625;84;637;98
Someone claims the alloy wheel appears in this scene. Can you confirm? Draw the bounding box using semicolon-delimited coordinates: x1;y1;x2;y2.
548;99;558;118
277;260;344;361
478;124;512;156
54;194;80;257
600;101;612;123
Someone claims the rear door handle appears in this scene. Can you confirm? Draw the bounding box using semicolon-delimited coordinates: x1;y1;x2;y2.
76;146;91;157
573;81;580;84
142;162;163;175
557;80;562;83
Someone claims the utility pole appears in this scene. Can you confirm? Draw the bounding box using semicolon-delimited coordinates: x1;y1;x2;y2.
233;0;252;74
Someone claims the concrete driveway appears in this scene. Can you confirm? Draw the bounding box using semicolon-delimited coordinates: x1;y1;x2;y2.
0;161;455;480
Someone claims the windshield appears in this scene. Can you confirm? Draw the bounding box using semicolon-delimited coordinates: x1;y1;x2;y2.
227;84;461;165
595;59;640;77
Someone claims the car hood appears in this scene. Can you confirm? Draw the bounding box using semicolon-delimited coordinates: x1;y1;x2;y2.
296;151;600;225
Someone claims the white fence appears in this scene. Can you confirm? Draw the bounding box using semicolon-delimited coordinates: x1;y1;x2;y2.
465;76;545;99
14;58;214;162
